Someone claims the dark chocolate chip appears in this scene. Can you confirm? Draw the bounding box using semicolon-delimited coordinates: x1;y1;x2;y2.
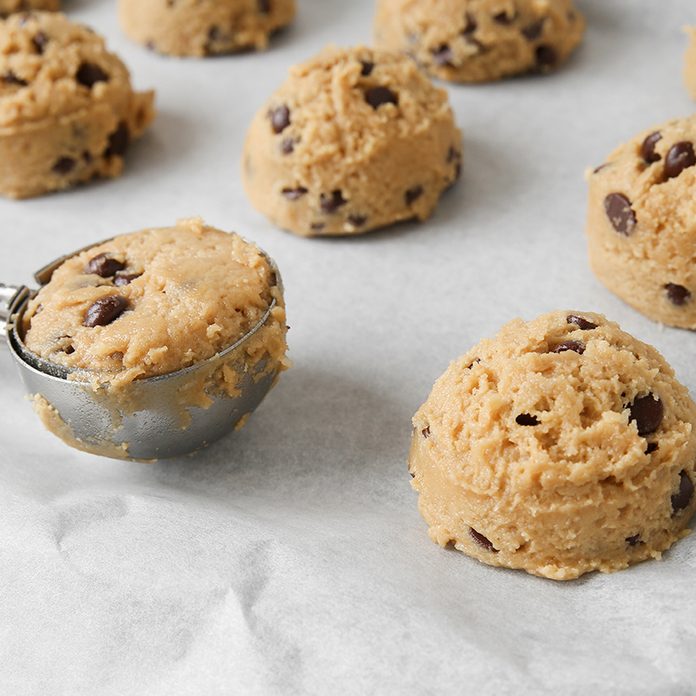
664;142;696;180
258;0;271;13
280;137;295;154
431;44;454;66
52;157;75;175
645;442;658;454
628;394;664;437
535;45;557;69
422;426;430;438
83;295;128;327
604;193;636;235
268;105;291;134
626;534;642;546
493;10;516;24
552;340;585;355
360;60;374;76
405;185;423;205
447;146;461;163
86;253;125;278
2;71;27;86
566;314;598;330
671;470;694;514
522;20;545;40
104;122;130;158
470;528;498;552
409;470;415;479
310;222;326;231
516;413;540;426
462;13;477;35
665;283;691;306
347;214;367;227
365;86;398;109
207;25;221;42
113;271;142;287
281;186;308;200
641;131;662;164
319;189;347;213
76;62;109;88
63;344;75;355
32;31;48;54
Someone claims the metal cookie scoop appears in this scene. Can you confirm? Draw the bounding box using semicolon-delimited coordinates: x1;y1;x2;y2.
0;243;284;461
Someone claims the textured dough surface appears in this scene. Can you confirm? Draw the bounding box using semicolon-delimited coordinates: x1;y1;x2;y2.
243;45;462;237
0;12;155;198
409;311;696;580
685;27;696;99
374;0;585;83
23;218;288;387
119;0;296;57
587;115;696;329
0;0;58;15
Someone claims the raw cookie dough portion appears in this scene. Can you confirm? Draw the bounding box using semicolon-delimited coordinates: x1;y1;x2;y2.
243;46;462;237
0;12;155;199
374;0;585;83
409;311;696;581
684;27;696;99
0;1;58;15
118;0;296;57
587;115;696;329
22;218;289;388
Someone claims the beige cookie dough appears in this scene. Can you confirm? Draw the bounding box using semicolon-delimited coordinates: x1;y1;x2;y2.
23;218;289;389
0;1;58;15
374;0;585;83
409;311;696;581
587;116;696;329
0;12;155;199
243;46;462;237
684;27;696;99
119;0;296;57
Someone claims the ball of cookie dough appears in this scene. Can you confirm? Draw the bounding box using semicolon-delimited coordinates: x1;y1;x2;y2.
0;12;155;199
0;1;58;16
684;27;696;99
409;311;696;581
118;0;296;57
586;116;696;329
374;0;585;83
242;46;462;237
22;218;289;389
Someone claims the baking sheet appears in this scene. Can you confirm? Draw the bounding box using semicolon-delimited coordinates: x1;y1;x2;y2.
2;1;696;694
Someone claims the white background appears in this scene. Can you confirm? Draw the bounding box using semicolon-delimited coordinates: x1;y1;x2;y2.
2;1;696;694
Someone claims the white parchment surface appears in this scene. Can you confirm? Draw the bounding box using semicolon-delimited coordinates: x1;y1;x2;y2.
2;1;696;694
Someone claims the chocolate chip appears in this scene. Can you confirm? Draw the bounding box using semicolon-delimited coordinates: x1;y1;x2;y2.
593;163;610;174
516;413;540;426
664;142;696;180
462;13;477;34
552;340;585;355
447;146;460;163
63;344;75;355
207;25;221;42
319;190;346;213
665;283;691;306
310;222;325;232
104;122;130;158
493;10;516;24
86;253;125;278
52;157;75;175
83;295;128;327
360;60;374;76
258;0;270;13
671;470;694;514
567;314;598;330
2;71;27;86
365;86;398;109
113;271;141;287
422;426;430;438
604;193;636;235
280;137;295;154
626;534;642;546
431;44;454;66
522;20;544;40
645;442;658;454
409;470;415;479
535;45;557;70
76;62;109;88
347;214;367;227
405;186;423;205
641;131;662;164
32;31;48;54
470;528;498;552
628;394;663;437
268;105;290;134
281;186;308;200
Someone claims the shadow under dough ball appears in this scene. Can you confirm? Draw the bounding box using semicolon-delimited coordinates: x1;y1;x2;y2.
0;11;154;199
374;0;585;83
118;0;296;57
242;45;462;237
587;115;696;329
409;311;696;580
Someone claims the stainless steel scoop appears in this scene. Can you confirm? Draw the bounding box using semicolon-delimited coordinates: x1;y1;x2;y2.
1;243;284;461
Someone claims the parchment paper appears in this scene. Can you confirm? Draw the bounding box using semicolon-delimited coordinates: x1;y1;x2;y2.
2;1;696;694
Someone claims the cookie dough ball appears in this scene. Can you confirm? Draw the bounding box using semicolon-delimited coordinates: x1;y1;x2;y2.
22;218;289;389
0;1;58;16
243;46;462;237
119;0;296;57
0;13;155;199
374;0;585;83
409;311;696;580
684;27;696;99
586;116;696;329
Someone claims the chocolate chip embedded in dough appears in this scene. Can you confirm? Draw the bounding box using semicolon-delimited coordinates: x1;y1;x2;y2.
83;295;129;327
645;442;658;455
86;253;126;278
76;62;109;88
319;189;347;213
664;142;696;180
516;413;540;426
493;10;516;24
280;137;295;154
2;71;27;86
405;185;423;205
671;470;694;514
628;394;663;437
365;86;398;109
360;60;374;76
421;426;431;438
535;45;557;70
522;20;545;41
552;340;585;355
665;283;691;307
258;0;271;13
52;157;76;175
567;314;598;330
626;534;642;546
431;44;454;66
462;13;477;35
640;131;662;164
604;193;636;235
268;105;291;134
32;31;48;54
281;186;308;200
105;122;130;158
113;271;142;287
470;528;498;552
347;214;367;227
